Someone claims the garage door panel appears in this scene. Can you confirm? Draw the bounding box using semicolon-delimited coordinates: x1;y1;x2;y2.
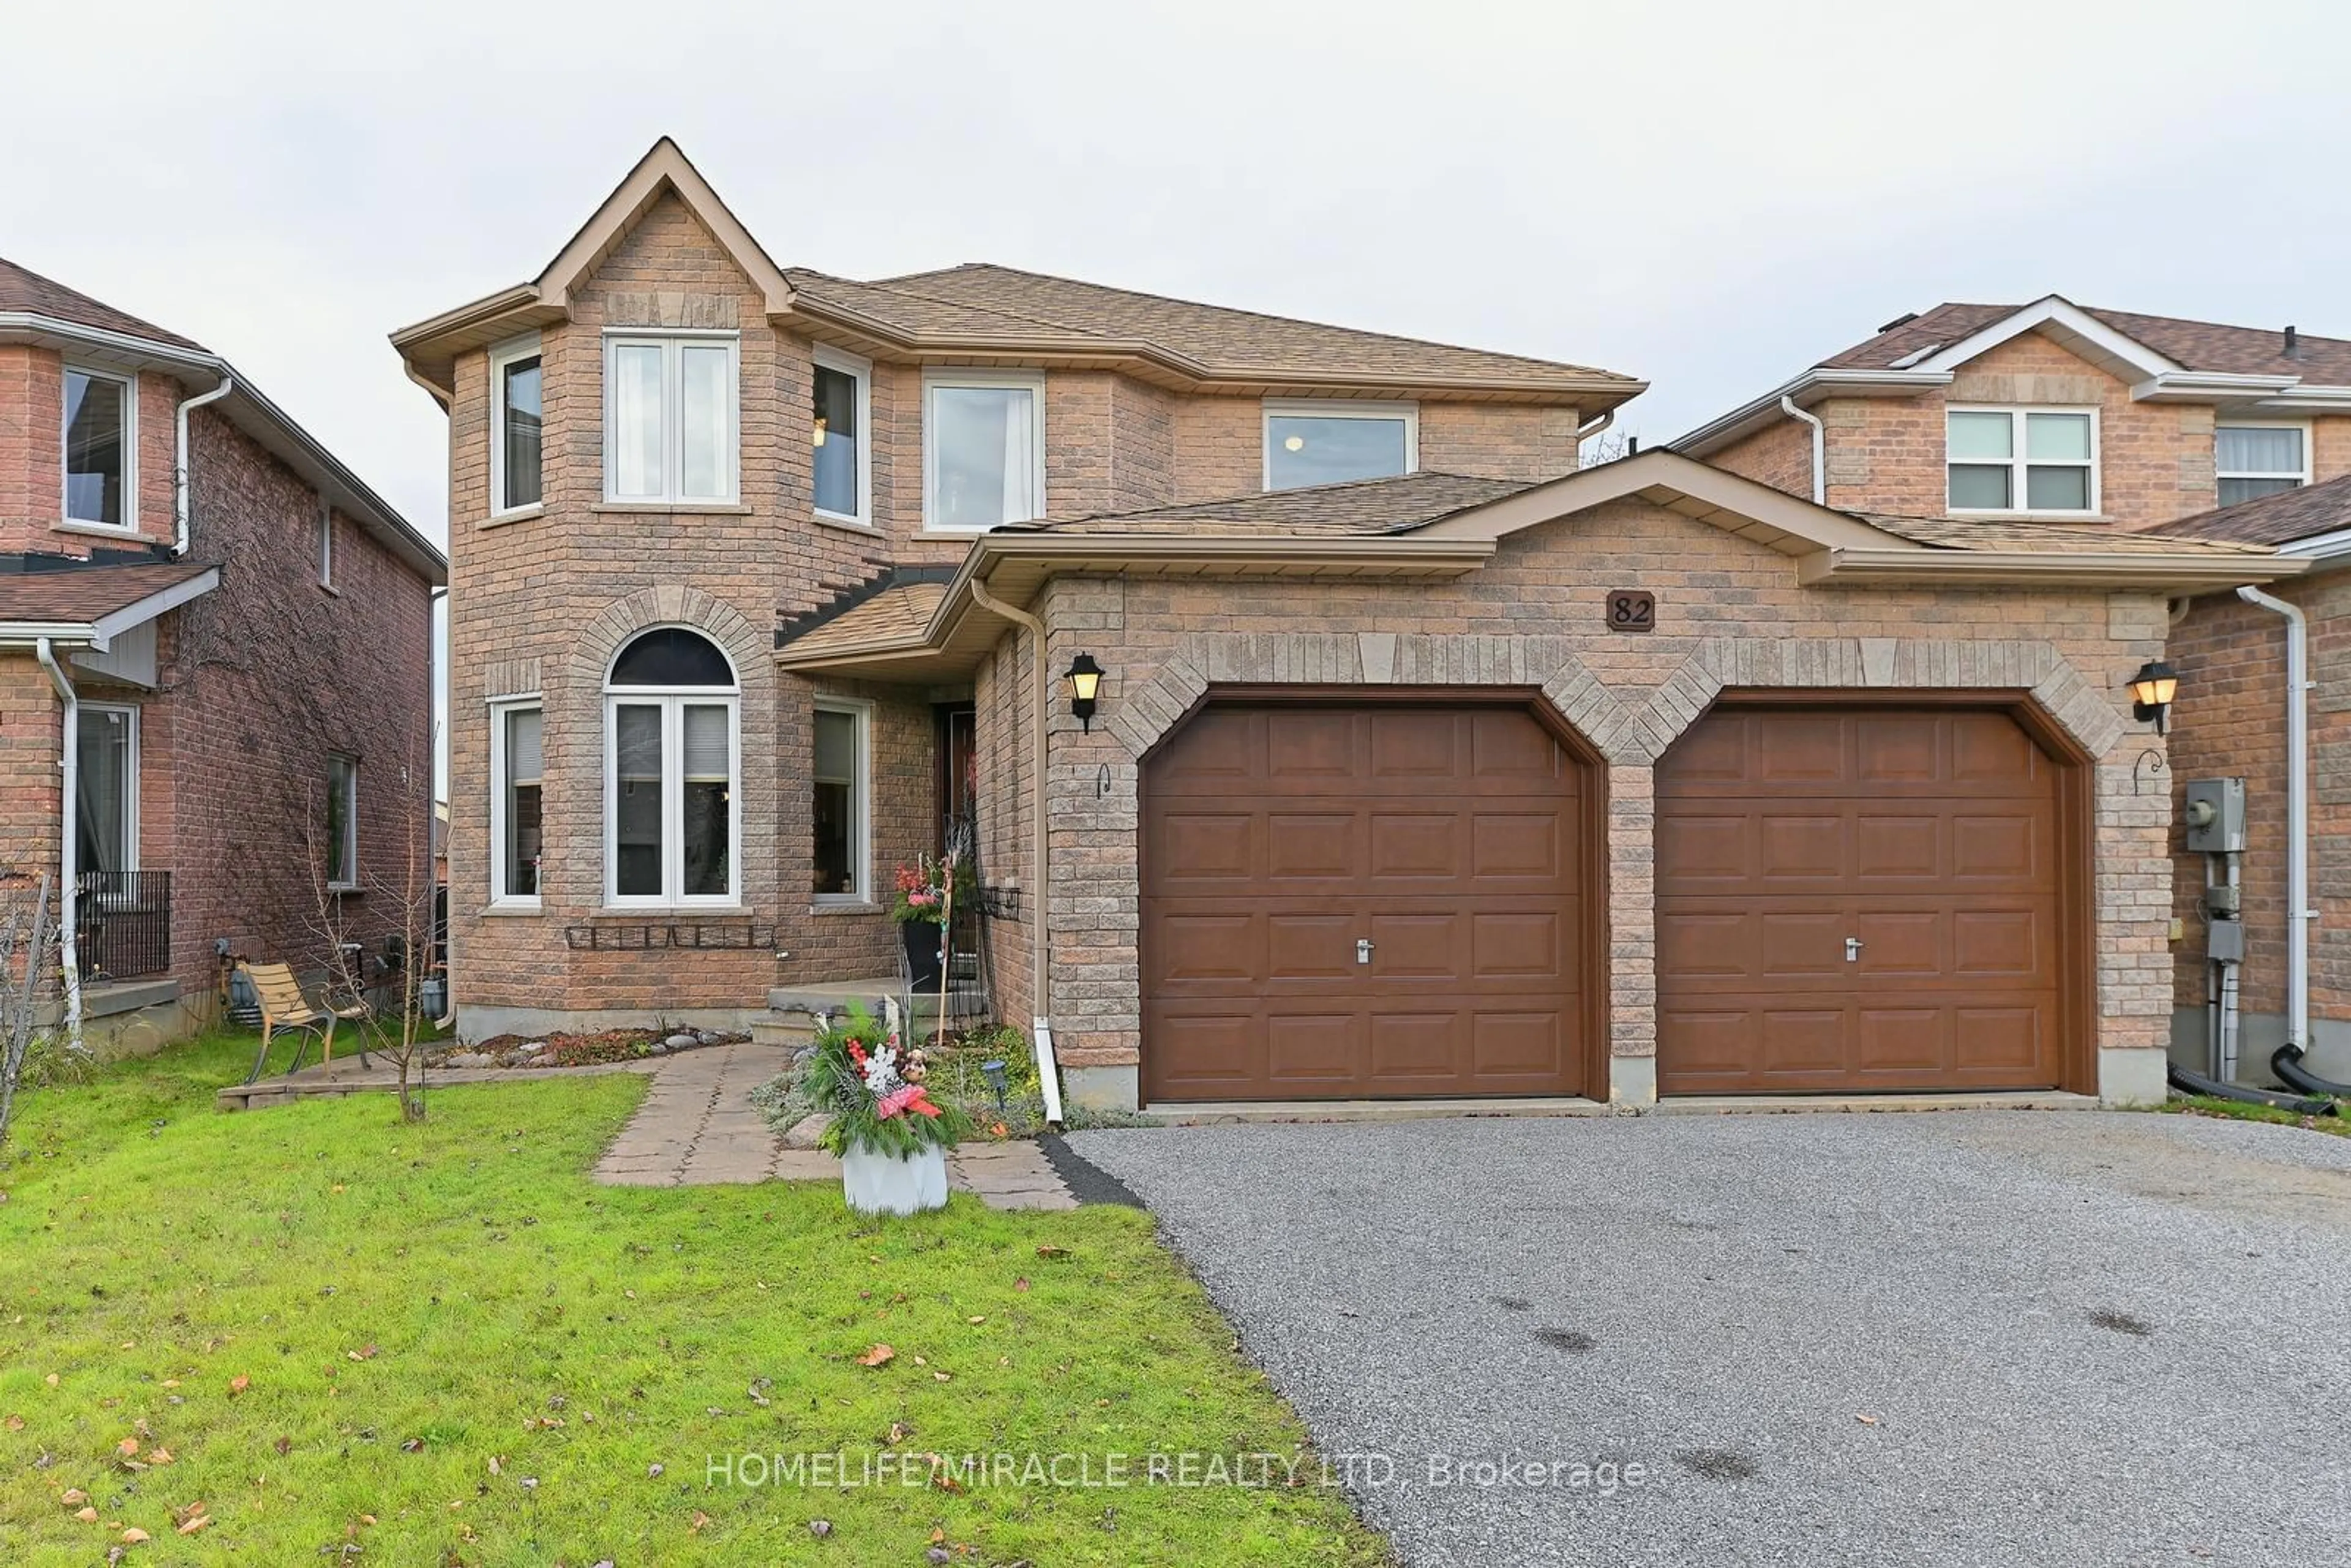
1858;1007;1946;1071
1952;812;2043;881
1144;701;1588;1101
1472;812;1561;879
1265;1014;1360;1086
1368;812;1460;878
1856;815;1940;879
1264;812;1357;879
1264;914;1352;981
1658;706;2064;1095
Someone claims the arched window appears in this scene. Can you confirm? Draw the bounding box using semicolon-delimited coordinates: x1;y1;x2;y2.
606;628;739;906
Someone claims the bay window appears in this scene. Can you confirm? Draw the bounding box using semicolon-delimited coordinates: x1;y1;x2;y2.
924;372;1043;531
64;367;134;528
603;332;738;505
1947;407;2098;515
812;699;869;902
491;335;543;514
1264;399;1417;490
491;703;544;906
604;629;738;906
2216;424;2308;506
812;346;870;525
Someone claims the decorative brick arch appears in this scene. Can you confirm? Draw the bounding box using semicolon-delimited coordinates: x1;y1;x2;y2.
1104;630;1641;763
1627;636;2129;763
570;585;767;690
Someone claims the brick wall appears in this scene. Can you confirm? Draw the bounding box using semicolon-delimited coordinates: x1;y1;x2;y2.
2164;571;2351;1040
1712;331;2351;530
438;191;1595;1032
972;498;2175;1100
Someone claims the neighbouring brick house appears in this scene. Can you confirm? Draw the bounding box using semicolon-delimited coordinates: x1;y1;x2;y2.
1679;295;2351;1085
400;143;2282;1110
0;258;444;1047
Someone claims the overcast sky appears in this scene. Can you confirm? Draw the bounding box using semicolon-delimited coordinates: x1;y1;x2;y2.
8;0;2349;786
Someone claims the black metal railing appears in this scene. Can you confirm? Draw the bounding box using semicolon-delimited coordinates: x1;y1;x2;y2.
76;869;172;981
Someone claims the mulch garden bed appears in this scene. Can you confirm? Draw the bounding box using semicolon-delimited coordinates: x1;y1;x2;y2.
426;1027;749;1071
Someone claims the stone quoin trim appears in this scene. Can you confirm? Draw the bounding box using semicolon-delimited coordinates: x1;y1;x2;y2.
1068;629;2150;1093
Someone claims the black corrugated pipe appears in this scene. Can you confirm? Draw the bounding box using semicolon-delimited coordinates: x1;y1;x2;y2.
2170;1060;2337;1116
2270;1043;2351;1098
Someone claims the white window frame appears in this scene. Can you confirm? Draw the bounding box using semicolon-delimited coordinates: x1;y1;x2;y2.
602;634;742;909
317;493;334;589
811;345;874;529
80;702;140;876
2216;420;2312;504
921;370;1046;533
1944;404;2101;517
61;365;137;532
488;699;544;909
811;696;872;906
601;329;741;506
489;332;544;519
1261;398;1420;492
326;753;360;891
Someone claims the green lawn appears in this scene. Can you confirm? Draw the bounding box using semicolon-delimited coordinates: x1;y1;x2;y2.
2161;1093;2350;1137
0;1035;1388;1566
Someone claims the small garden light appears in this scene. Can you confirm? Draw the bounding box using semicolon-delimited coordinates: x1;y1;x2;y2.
1066;653;1103;732
981;1059;1009;1111
2128;659;2179;733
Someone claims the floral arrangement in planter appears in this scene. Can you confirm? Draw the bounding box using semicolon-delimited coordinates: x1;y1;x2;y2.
889;852;974;926
805;1004;971;1211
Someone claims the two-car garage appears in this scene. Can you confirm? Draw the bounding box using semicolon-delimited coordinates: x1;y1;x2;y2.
1139;693;2083;1105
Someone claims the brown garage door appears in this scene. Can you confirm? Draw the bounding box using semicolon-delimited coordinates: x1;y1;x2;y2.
1142;700;1591;1103
1656;705;2065;1095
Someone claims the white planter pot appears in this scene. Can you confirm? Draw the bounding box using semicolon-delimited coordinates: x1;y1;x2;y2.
841;1141;950;1215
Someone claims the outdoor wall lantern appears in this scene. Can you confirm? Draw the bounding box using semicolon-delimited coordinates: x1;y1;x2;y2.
2129;660;2179;733
1066;653;1104;731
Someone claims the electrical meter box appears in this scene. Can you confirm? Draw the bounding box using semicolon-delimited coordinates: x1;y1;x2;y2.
2183;777;2248;853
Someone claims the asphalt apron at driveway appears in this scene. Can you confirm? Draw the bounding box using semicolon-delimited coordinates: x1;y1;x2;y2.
1067;1111;2351;1568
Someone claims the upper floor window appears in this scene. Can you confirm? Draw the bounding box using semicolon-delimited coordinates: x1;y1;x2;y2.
1264;399;1417;491
2216;424;2308;506
605;628;738;907
924;372;1043;531
491;335;543;514
318;496;334;588
1946;407;2097;515
604;332;738;506
64;367;135;528
812;347;871;527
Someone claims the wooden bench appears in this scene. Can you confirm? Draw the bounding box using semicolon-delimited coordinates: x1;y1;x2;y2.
238;961;370;1084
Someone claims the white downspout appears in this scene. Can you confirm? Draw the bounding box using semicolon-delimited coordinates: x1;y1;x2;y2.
35;639;83;1049
1575;409;1614;466
174;375;234;558
1782;395;1826;505
967;576;1051;1032
2236;585;2311;1050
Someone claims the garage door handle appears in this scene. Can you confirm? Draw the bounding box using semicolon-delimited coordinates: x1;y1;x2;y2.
1356;938;1374;965
1845;937;1864;963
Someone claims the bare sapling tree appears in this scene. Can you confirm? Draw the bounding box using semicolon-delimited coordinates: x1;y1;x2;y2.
0;872;62;1153
301;733;439;1123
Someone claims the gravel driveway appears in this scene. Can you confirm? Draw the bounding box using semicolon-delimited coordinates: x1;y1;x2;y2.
1068;1110;2351;1567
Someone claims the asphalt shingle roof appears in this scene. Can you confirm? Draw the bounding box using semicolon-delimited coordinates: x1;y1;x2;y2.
2146;471;2351;547
0;257;204;351
1823;301;2351;384
786;263;1636;389
1011;472;1542;537
0;560;217;623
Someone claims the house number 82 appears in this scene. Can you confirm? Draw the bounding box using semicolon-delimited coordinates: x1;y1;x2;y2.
1607;590;1655;632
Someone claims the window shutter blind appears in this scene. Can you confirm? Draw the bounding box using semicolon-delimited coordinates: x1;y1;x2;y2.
683;705;730;781
509;708;544;784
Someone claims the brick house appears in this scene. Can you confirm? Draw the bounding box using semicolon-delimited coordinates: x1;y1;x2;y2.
399;143;2280;1110
1679;296;2351;1086
0;258;444;1048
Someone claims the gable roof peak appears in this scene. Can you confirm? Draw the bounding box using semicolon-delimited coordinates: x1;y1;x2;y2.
535;136;793;316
